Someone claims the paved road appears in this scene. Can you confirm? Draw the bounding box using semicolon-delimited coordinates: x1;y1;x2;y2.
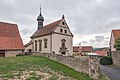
100;65;120;80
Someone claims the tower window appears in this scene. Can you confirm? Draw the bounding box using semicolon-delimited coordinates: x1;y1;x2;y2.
60;28;63;33
65;30;67;33
44;38;48;48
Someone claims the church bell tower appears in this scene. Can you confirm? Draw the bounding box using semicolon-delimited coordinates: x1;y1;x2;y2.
37;6;44;30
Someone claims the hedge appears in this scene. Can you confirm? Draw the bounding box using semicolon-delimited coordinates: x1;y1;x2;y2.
100;56;113;65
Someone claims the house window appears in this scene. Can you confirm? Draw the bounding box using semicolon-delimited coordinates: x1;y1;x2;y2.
39;40;42;51
44;38;48;48
65;30;67;33
60;28;63;33
35;40;37;51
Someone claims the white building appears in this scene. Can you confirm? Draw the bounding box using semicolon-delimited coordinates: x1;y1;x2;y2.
109;29;120;51
25;8;73;55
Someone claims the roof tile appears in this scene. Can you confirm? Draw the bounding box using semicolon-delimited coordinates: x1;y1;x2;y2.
0;22;24;50
112;29;120;41
31;19;62;38
82;46;93;52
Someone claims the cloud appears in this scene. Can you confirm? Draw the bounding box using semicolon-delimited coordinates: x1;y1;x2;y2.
21;28;33;35
89;39;95;44
81;41;88;44
0;0;119;47
88;35;109;47
95;36;104;42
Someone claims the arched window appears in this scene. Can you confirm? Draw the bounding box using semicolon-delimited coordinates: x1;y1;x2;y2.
35;40;37;51
44;38;48;48
39;40;42;51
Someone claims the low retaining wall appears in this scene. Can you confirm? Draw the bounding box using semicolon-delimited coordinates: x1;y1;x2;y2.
31;52;100;79
5;50;24;57
112;51;120;67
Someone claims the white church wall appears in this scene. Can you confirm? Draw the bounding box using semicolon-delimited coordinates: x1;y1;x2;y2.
52;33;73;55
54;26;72;35
33;35;51;53
54;19;72;36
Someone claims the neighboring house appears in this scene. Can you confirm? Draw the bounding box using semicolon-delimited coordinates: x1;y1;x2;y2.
73;46;93;55
73;46;82;55
109;29;120;51
0;22;24;57
82;46;93;55
95;51;107;56
24;40;33;52
25;9;73;55
92;47;109;56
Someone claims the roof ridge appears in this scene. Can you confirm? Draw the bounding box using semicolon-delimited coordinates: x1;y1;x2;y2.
0;21;17;26
43;19;62;27
31;18;63;38
112;29;120;31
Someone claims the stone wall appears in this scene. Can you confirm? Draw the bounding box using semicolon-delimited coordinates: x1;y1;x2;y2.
89;55;100;79
5;50;24;57
32;52;89;73
112;51;120;66
31;52;100;79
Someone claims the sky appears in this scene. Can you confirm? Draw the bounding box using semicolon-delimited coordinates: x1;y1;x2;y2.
0;0;120;48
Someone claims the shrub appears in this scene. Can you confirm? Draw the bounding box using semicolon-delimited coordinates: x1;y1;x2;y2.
16;53;24;56
114;38;120;50
100;56;113;65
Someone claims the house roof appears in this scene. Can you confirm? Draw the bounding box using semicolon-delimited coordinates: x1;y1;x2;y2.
0;22;24;50
31;19;63;38
82;46;93;52
112;29;120;41
87;53;99;56
24;41;33;47
73;46;93;52
96;51;107;56
73;46;79;52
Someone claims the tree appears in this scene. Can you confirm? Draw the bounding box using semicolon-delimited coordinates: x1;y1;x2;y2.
114;38;120;50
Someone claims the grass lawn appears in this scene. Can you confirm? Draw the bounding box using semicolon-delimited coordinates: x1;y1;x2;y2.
0;56;107;80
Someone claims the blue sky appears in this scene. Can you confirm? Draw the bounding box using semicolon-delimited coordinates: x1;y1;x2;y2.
0;0;120;48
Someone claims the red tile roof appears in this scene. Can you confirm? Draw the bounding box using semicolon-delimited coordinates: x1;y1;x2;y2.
82;46;93;52
73;46;79;52
112;29;120;41
96;51;107;56
31;19;62;38
0;22;24;50
73;46;93;52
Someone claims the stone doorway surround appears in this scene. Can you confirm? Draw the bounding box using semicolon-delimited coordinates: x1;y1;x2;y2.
59;39;67;55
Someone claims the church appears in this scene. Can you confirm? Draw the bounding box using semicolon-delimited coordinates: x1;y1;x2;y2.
25;8;73;55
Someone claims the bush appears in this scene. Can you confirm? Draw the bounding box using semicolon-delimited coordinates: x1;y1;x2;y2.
114;38;120;50
100;56;113;65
